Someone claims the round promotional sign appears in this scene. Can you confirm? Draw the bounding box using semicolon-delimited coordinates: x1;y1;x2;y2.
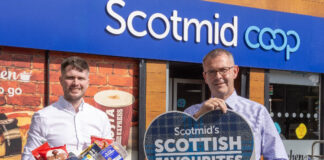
144;110;254;160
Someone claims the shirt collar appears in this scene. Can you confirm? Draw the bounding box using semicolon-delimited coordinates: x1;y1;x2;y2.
225;91;238;110
58;96;85;112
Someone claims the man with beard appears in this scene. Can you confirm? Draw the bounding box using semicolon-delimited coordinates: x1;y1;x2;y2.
22;56;112;159
184;49;288;160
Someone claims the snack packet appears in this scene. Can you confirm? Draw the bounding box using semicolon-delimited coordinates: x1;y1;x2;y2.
32;142;68;160
32;142;50;160
90;136;114;149
96;142;128;160
40;145;68;160
79;143;102;160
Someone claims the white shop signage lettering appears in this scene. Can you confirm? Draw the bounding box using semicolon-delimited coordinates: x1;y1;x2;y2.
106;109;116;137
0;87;22;97
106;109;123;142
106;0;238;47
116;109;123;143
105;0;303;61
0;70;32;97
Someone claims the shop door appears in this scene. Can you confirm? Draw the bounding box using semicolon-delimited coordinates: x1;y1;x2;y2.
170;78;207;111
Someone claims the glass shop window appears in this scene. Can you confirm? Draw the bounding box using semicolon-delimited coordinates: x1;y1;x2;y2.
268;70;320;140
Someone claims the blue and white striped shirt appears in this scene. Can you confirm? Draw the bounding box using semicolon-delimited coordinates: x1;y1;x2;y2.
184;91;288;160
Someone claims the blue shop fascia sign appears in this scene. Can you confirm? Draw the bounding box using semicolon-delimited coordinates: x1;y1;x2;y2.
0;0;324;73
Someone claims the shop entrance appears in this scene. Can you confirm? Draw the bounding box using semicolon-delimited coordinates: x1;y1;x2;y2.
170;78;207;111
168;62;208;111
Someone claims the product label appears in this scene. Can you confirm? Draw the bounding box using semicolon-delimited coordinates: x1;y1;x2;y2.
80;143;102;160
100;145;123;160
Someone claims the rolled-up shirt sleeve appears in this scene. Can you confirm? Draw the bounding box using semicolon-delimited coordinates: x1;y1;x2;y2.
22;112;47;160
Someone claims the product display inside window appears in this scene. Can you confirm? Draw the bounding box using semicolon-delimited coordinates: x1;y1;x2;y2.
269;84;319;140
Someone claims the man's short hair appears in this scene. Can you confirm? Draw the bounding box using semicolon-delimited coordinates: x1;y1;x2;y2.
61;56;89;74
202;48;235;65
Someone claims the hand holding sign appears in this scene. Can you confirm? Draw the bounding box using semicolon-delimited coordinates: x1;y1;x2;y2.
144;110;254;160
194;98;228;118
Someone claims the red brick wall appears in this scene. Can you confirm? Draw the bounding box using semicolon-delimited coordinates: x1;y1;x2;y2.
0;47;44;111
47;51;139;107
0;46;139;158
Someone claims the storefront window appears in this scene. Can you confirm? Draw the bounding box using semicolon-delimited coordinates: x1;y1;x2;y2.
268;70;320;140
270;84;319;139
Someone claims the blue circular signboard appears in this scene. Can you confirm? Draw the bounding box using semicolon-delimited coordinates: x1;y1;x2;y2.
144;110;254;160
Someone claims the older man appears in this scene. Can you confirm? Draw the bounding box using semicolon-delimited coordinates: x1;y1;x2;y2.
185;49;288;160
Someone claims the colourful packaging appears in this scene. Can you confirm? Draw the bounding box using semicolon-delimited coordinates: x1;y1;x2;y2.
90;136;113;149
31;142;68;160
40;146;68;160
96;142;127;160
32;142;50;160
79;143;102;160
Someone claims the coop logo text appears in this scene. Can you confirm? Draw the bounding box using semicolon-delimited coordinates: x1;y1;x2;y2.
245;26;300;60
